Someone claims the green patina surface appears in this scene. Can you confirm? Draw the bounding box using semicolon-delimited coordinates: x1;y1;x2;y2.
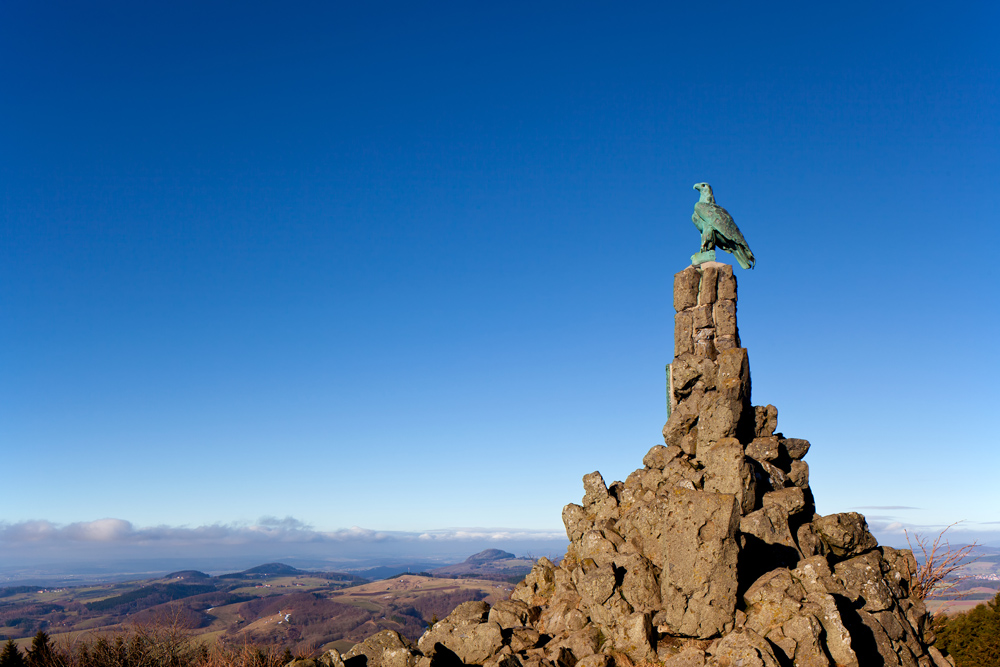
690;183;756;269
690;249;716;266
665;363;672;419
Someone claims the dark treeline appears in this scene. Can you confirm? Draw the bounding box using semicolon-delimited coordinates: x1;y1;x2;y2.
406;589;485;624
934;592;1000;666
85;585;216;613
0;588;38;600
229;588;488;653
0;603;66;637
0;630;289;667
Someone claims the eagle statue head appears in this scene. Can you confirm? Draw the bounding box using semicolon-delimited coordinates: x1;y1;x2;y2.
693;182;715;203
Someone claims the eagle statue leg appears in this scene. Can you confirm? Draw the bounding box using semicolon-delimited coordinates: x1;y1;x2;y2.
700;226;716;252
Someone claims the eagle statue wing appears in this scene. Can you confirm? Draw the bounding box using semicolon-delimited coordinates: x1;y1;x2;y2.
694;201;755;269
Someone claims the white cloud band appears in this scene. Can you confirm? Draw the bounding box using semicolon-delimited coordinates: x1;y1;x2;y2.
0;518;564;546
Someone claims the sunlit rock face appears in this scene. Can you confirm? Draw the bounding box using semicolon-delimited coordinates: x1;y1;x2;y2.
313;263;950;667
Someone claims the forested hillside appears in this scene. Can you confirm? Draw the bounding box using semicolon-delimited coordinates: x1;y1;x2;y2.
934;593;1000;667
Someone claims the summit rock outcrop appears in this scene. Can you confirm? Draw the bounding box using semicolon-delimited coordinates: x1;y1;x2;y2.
303;263;952;667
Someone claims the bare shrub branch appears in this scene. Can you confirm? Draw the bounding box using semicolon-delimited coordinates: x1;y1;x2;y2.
905;521;980;600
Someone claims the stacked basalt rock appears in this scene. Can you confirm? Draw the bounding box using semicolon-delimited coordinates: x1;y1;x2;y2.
294;263;953;667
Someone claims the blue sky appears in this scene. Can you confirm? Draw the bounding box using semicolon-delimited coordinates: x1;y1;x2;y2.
2;1;998;568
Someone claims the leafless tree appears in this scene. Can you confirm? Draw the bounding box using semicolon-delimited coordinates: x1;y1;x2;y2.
905;522;980;600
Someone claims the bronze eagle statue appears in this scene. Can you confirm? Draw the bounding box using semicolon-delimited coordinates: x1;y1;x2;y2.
692;182;755;269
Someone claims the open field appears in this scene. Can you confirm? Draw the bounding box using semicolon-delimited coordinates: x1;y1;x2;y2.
0;562;517;655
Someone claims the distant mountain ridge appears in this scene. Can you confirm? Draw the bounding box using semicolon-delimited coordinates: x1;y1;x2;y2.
463;548;515;564
165;570;211;580
217;562;311;579
429;549;533;580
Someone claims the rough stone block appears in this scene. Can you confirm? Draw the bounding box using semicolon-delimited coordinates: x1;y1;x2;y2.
743;566;859;667
757;460;790;492
698;266;718;305
706;629;780;667
881;547;917;599
715;334;738;351
791;558;860;667
576;655;612;667
671;354;717;397
320;649;347;667
693;327;717;359
713;299;737;337
675;267;701;312
506;628;542;652
562;503;587;542
599;520;626;549
450;600;490;624
769;614;828;667
721;346;750;381
813;513;878;559
483;655;523;667
692;304;714;330
511;558;556;603
575;562;616;607
694;328;718;359
788;460;809;488
754;405;778;437
857;609;907;665
782;438;811;460
717;348;750;396
717;265;737;300
487;599;532;629
348;631;413;667
381;649;416;667
643;444;682;470
663;401;700;455
582;471;609;507
927;646;953;667
762;487;806;515
746;436;781;462
691;348;750;447
464;623;504;664
743;568;806;626
616;553;662;612
834;551;895;612
674;310;694;356
740;506;798;552
696;395;740;450
536;593;588;635
796;523;829;559
700;437;756;514
614;612;655;660
623;488;739;638
578;529;618;566
661;647;707;666
544;626;600;661
667;457;705;489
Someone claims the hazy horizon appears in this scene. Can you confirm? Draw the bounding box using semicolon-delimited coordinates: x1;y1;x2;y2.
3;513;998;585
0;518;569;584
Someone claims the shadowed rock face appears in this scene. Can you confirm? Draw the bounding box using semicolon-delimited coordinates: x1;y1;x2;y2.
300;263;952;667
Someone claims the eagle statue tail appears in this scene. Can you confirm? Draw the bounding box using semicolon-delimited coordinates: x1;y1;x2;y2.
733;245;755;270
